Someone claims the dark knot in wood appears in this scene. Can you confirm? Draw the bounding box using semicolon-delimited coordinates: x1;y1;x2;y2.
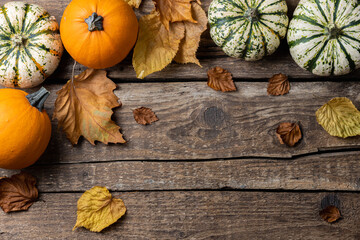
204;107;225;128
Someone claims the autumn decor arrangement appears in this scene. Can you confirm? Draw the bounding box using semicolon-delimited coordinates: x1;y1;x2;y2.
0;2;63;88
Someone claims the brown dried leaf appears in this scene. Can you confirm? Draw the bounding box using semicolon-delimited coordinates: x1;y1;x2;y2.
267;73;290;96
319;206;341;223
153;0;196;30
207;67;236;92
276;122;302;147
174;2;207;66
133;107;159;125
53;69;126;145
0;172;38;213
124;0;142;8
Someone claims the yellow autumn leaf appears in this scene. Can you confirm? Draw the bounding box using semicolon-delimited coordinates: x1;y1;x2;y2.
316;97;360;138
53;69;126;145
133;11;185;79
124;0;142;8
73;186;126;232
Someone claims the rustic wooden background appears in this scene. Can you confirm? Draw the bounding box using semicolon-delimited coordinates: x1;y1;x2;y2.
0;0;360;239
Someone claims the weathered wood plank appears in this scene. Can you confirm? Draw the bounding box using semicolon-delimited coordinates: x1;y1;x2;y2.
1;152;360;192
4;0;359;81
0;191;359;239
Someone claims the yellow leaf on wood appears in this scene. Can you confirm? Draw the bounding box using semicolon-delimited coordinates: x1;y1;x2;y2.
53;69;126;145
124;0;142;8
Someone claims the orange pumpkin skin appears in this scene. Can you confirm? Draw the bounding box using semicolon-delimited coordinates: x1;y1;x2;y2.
60;0;139;69
0;88;51;169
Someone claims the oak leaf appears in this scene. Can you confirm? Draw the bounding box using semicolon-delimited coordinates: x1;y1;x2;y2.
53;69;125;145
174;2;207;66
316;97;360;138
124;0;142;8
0;172;38;213
276;122;302;147
133;107;159;125
73;186;126;232
267;73;290;96
153;0;196;30
207;67;236;92
319;206;341;223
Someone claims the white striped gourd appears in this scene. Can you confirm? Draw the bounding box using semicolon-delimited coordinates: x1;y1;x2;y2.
208;0;289;61
288;0;360;76
0;2;63;88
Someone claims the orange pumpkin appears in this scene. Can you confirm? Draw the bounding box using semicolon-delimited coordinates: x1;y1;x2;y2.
0;87;52;169
60;0;139;69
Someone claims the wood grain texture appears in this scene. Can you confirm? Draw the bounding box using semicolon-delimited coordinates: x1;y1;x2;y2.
0;191;359;239
3;0;360;81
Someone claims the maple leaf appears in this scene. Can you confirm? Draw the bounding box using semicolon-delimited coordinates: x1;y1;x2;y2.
153;0;196;30
133;107;159;125
207;67;236;92
319;206;341;223
73;186;126;232
174;2;207;66
124;0;142;8
276;122;302;147
267;73;290;96
0;172;38;213
53;69;126;145
133;11;185;79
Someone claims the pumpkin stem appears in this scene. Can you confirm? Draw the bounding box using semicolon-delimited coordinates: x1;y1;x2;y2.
326;24;342;39
26;87;50;112
245;8;259;21
13;34;27;47
85;12;104;32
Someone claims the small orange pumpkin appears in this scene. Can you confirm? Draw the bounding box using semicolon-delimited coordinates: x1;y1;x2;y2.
60;0;139;69
0;87;52;169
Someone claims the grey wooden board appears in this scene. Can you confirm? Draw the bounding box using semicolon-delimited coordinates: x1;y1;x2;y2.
0;191;359;239
2;0;359;81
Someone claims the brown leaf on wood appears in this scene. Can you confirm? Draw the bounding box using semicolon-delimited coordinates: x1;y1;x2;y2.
207;67;236;92
267;73;290;96
0;172;38;213
153;0;196;30
53;69;126;145
174;2;207;66
133;107;159;125
319;206;341;223
276;122;302;147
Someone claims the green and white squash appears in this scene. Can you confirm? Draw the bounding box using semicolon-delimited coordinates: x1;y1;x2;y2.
0;2;63;88
208;0;289;61
288;0;360;76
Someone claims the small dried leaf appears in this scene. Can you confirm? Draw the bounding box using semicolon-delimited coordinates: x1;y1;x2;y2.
316;97;360;138
73;186;126;232
267;73;290;96
0;172;38;213
276;122;302;147
174;2;207;66
133;107;159;125
133;11;185;79
53;69;125;145
207;67;236;92
319;206;341;223
124;0;142;8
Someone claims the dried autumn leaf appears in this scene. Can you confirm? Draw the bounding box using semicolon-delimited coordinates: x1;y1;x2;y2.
276;122;302;147
0;172;38;213
319;206;341;223
124;0;142;8
133;107;159;125
53;69;125;145
133;11;185;79
153;0;196;30
174;2;207;66
207;67;236;92
267;73;290;96
73;186;126;232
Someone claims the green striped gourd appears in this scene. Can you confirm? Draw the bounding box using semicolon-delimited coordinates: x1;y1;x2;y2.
208;0;289;61
288;0;360;76
0;2;63;88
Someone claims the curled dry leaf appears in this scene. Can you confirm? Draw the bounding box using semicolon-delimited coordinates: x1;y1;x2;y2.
73;186;126;232
133;107;159;125
319;206;341;223
207;67;236;92
174;2;207;66
53;69;126;145
316;97;360;138
267;73;290;96
276;122;302;147
0;172;38;213
124;0;142;8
